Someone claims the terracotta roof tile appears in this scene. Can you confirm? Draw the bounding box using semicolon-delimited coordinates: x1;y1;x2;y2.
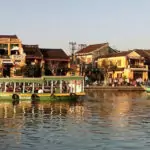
134;49;150;60
99;51;131;58
40;48;69;61
98;49;150;60
22;44;43;59
76;43;108;54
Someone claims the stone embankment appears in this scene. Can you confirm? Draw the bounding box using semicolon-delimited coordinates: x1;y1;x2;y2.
85;86;145;91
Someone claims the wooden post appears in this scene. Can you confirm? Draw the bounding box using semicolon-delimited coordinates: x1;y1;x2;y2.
4;82;6;92
22;82;25;93
8;43;11;56
60;80;62;93
32;83;34;93
51;80;53;93
13;82;16;93
74;80;76;93
42;83;44;91
82;79;84;92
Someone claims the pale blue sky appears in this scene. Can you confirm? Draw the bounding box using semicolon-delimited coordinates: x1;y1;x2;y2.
1;0;150;53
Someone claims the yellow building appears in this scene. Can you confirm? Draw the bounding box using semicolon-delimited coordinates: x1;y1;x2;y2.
0;35;26;77
75;43;118;75
97;50;148;80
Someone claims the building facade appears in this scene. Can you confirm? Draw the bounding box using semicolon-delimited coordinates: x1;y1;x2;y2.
0;35;26;77
75;43;118;75
97;50;148;81
40;48;69;76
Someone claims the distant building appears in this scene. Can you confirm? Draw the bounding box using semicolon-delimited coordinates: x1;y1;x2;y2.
22;44;43;77
40;48;69;76
75;43;118;75
97;50;148;81
0;35;25;77
75;43;118;65
22;44;43;64
132;49;150;79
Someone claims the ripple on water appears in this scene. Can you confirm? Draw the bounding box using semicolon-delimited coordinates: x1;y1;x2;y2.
0;91;150;149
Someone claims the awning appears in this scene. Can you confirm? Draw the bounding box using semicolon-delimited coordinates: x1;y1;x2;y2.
11;46;19;51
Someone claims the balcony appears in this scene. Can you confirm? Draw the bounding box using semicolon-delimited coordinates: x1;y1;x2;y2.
128;64;148;71
0;55;10;59
129;64;147;68
10;54;25;60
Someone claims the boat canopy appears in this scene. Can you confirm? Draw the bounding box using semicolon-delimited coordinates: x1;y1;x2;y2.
43;76;84;81
0;77;44;83
0;76;84;83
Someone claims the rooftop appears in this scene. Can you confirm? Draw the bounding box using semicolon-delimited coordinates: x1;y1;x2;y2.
40;48;69;61
22;44;43;59
76;43;109;54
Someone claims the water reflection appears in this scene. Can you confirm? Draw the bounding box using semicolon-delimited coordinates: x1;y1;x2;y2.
0;101;85;119
0;91;150;150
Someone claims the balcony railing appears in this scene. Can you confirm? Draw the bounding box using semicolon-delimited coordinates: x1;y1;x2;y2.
128;64;147;68
0;55;10;59
11;54;25;60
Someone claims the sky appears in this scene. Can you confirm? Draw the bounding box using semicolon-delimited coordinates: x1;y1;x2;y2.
1;0;150;54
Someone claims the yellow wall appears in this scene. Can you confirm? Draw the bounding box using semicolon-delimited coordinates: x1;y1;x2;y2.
97;52;148;80
76;55;93;64
98;56;127;68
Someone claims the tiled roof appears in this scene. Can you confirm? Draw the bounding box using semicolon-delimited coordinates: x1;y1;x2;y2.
0;35;18;38
99;51;131;58
40;48;69;61
76;43;108;54
22;44;43;59
134;49;150;60
98;49;150;60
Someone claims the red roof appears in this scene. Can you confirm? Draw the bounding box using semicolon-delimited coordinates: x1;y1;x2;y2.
22;44;43;59
76;43;108;54
40;48;69;61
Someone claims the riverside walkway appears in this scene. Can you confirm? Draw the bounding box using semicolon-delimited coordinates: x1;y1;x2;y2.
85;85;145;91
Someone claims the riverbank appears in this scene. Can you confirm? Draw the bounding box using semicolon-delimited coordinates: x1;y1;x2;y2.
85;85;145;91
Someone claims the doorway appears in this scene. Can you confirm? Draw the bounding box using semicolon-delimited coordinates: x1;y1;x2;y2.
133;71;142;80
3;65;11;77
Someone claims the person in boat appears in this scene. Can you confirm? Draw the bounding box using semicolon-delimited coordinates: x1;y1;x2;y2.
35;87;39;93
62;81;67;93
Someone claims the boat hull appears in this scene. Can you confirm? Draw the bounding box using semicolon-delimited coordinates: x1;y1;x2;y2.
140;85;150;93
0;92;86;102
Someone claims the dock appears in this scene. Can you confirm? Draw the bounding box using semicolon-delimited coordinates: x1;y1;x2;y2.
85;86;145;91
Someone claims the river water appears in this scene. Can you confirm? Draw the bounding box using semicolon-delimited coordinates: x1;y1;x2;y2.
0;91;150;150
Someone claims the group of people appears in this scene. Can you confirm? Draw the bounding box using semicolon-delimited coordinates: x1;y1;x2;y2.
85;75;147;87
108;77;145;87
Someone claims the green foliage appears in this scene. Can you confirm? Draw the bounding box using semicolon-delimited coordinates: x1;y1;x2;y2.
23;63;41;77
14;69;22;76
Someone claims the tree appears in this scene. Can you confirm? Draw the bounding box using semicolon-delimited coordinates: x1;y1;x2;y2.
100;59;117;85
23;63;41;77
48;61;59;76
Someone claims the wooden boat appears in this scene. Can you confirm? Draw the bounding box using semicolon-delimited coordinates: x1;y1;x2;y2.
0;76;85;101
140;84;150;93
